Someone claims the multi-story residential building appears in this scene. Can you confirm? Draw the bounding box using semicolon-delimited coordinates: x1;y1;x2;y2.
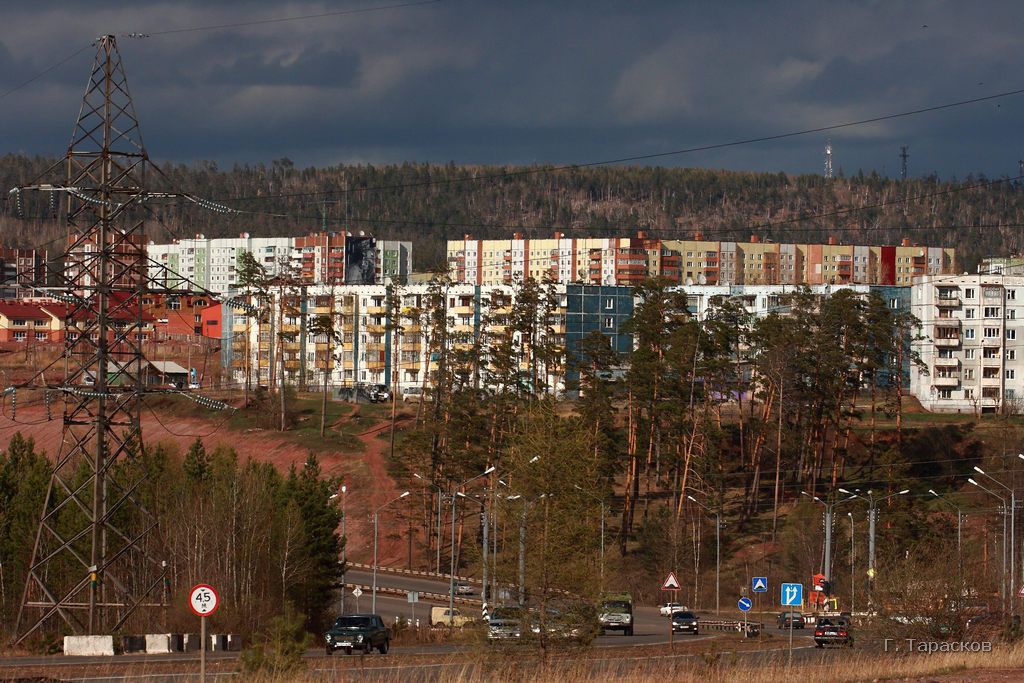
910;274;1024;414
148;232;413;293
0;248;52;297
0;301;65;343
978;256;1024;275
447;232;956;287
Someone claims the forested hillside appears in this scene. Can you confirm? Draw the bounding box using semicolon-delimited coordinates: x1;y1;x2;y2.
3;153;1023;271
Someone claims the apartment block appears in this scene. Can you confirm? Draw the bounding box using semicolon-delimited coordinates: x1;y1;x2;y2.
448;232;955;287
148;232;413;293
910;274;1024;413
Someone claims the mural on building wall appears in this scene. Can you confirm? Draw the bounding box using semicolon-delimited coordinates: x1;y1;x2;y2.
345;237;376;284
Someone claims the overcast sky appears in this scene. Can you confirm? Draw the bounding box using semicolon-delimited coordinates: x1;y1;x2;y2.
1;0;1022;178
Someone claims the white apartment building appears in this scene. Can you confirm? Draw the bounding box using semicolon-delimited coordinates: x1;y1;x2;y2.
148;233;412;293
911;274;1024;413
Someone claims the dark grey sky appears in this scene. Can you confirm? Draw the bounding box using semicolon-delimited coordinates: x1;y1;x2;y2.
1;0;1022;178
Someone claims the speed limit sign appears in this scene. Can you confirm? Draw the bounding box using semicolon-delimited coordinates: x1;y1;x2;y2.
189;584;220;617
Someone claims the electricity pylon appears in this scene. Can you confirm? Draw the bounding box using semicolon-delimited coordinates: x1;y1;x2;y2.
15;35;166;642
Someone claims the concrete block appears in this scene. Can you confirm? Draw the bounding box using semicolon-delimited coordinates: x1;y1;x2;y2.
168;633;184;652
145;634;172;654
182;633;201;651
121;635;146;653
64;635;115;656
226;634;243;651
210;634;228;651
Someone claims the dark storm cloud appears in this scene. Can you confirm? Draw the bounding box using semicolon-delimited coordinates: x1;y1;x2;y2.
2;1;1024;178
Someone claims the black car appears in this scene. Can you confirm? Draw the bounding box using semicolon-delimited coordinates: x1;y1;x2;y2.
777;611;806;629
671;611;700;635
813;617;852;648
324;614;390;655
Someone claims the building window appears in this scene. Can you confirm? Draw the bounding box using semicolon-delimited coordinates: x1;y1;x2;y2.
12;331;26;341
1007;369;1016;380
1009;290;1017;300
1009;329;1018;340
937;388;953;399
11;319;25;326
985;307;1001;318
984;327;999;338
965;349;976;359
1009;350;1017;361
34;332;47;341
965;328;976;340
985;348;999;359
964;368;975;380
965;288;976;299
984;367;1000;379
604;316;614;329
889;298;899;309
965;308;975;319
605;298;614;310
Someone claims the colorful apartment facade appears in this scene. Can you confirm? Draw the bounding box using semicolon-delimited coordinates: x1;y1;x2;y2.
447;232;956;287
148;232;413;293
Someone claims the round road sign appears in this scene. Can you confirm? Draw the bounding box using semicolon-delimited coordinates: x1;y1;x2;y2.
737;597;752;612
189;584;220;617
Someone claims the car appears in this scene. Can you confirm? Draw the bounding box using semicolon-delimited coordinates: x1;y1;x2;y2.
777;611;805;629
187;382;201;390
454;582;475;595
324;614;390;655
671;611;700;635
488;606;524;640
660;602;687;617
813;617;852;648
368;384;391;403
429;605;474;627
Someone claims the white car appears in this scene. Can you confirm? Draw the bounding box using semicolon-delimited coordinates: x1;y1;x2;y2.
659;602;687;617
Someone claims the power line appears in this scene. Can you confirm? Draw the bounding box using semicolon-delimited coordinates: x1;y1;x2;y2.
0;44;94;100
126;0;442;37
211;88;1024;204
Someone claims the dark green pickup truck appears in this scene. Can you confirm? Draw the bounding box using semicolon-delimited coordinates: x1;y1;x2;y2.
324;614;390;655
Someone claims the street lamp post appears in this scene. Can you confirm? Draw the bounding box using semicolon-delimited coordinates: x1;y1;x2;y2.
574;485;606;591
847;512;855;614
413;473;444;574
839;487;910;609
373;491;410;613
448;466;495;625
687;495;720;615
801;492;858;586
974;466;1015;609
329;484;348;614
929;489;963;578
969;476;1009;610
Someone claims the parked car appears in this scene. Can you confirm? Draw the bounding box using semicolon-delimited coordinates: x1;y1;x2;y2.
454;582;475;595
659;602;687;617
813;617;852;648
671;611;700;635
368;384;391;402
777;611;806;629
324;614;390;655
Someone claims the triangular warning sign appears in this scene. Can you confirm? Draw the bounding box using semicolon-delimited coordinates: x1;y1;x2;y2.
662;572;681;590
1019;584;1024;598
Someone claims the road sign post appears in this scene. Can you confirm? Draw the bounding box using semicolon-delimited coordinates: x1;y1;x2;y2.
352;586;363;613
408;591;419;625
662;572;680;649
781;582;802;666
738;596;752;636
189;584;220;683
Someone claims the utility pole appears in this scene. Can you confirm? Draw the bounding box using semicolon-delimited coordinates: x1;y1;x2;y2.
900;145;909;180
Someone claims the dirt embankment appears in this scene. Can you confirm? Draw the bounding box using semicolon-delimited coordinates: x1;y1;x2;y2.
0;401;413;566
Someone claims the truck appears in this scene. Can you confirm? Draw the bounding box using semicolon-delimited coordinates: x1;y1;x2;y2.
430;605;474;627
598;592;634;636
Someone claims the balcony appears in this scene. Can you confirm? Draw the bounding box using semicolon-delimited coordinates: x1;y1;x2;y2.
932;375;959;388
366;306;387;315
933;357;960;369
933;320;961;334
934;337;961;347
936;294;961;307
451;304;475;315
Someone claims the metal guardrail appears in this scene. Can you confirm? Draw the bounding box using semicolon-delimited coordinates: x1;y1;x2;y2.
347;562;481;584
699;619;761;637
343;583;479;605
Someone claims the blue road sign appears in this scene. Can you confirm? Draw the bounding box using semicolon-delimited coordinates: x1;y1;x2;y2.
737;597;752;612
752;577;768;593
781;582;803;607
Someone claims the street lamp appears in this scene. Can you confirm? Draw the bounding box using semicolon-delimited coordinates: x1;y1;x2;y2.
373;491;410;613
513;493;548;607
413;473;444;574
448;466;495;624
969;476;1009;609
974;466;1015;606
329;484;348;614
687;494;720;615
928;489;963;577
574;485;606;591
802;492;858;586
839;487;910;609
847;512;855;614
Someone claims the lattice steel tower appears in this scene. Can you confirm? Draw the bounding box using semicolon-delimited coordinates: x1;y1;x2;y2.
824;140;833;179
15;35;165;642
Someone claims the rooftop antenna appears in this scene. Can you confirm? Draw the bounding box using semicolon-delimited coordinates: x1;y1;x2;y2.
824;140;833;179
900;146;909;180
